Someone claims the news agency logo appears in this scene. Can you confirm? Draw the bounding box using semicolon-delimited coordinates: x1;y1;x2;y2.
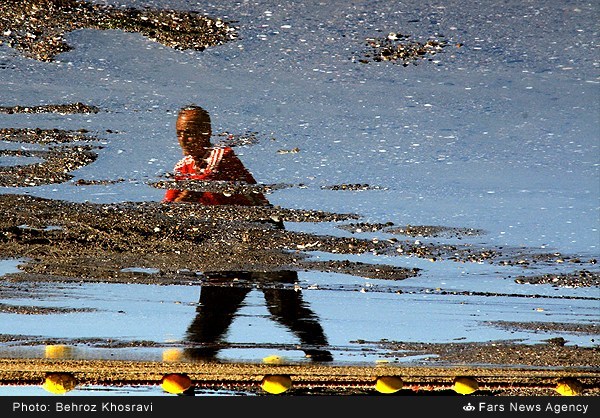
463;403;476;412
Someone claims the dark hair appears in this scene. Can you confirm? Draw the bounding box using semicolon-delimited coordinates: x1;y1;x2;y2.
176;105;211;133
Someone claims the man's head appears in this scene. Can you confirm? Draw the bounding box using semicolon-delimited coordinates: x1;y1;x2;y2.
176;105;212;155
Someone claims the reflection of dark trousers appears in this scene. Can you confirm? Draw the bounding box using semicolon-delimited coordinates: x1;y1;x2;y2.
184;271;331;360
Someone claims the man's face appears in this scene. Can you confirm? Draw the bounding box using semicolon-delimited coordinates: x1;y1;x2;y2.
177;129;212;155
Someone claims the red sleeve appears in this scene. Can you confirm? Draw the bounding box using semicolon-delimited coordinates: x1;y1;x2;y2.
163;189;181;202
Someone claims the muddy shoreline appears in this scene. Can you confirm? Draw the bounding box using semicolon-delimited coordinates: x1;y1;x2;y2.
1;193;598;284
0;0;237;62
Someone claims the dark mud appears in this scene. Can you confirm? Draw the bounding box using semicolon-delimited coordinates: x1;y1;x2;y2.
0;146;98;187
0;103;100;114
0;0;237;62
338;222;485;238
0;304;93;315
355;32;459;66
0;127;104;187
485;321;599;338
0;193;417;282
150;179;292;197
0;127;103;143
359;339;599;369
1;193;599;286
515;270;600;288
322;184;388;191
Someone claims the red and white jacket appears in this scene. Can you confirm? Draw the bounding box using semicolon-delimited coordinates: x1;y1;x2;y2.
163;147;269;206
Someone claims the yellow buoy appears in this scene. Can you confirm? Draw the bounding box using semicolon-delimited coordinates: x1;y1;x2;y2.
42;373;77;394
162;349;184;362
260;375;292;394
453;376;478;395
375;376;403;394
263;355;284;365
556;378;583;396
161;373;192;394
44;345;73;359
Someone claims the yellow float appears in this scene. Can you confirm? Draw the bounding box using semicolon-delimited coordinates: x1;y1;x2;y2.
453;376;478;395
160;373;192;394
44;345;73;359
556;378;583;396
42;372;77;394
261;375;292;394
374;376;403;394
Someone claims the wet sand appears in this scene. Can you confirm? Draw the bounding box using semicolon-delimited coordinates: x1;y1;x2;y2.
1;193;598;284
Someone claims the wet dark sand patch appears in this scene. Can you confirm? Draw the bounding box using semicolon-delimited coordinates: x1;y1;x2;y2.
357;339;600;369
485;321;600;336
0;0;237;62
515;270;600;288
1;194;598;284
73;178;126;186
397;287;596;302
0;127;105;186
298;260;420;280
321;184;387;191
214;130;263;148
0;193;419;282
355;32;457;66
0;146;98;187
386;224;485;238
392;239;597;270
0;127;103;144
339;222;485;238
150;179;292;196
0;103;100;114
0;303;93;315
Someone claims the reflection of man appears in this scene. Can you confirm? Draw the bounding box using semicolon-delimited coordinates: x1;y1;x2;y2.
164;105;332;363
185;271;333;362
163;105;270;206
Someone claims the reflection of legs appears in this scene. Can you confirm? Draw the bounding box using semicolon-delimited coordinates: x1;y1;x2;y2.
262;287;333;362
184;285;250;360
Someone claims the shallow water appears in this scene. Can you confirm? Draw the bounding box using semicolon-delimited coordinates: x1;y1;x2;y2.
0;0;599;395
